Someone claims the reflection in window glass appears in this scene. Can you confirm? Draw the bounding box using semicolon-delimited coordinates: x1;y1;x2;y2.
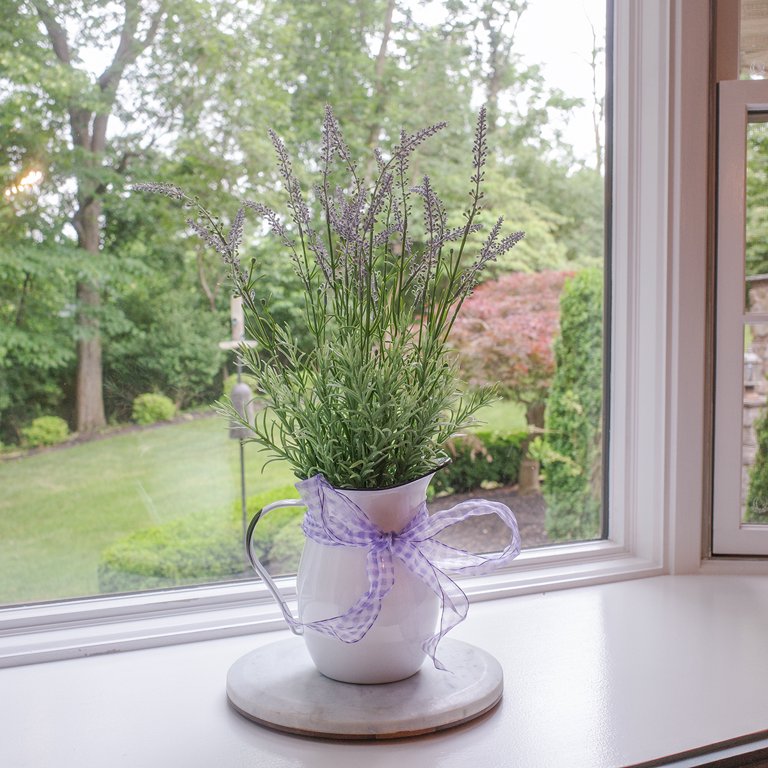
742;322;768;522
0;0;607;605
743;116;768;524
740;1;768;80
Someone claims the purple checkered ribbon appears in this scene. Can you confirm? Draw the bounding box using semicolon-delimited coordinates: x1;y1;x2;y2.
289;474;521;670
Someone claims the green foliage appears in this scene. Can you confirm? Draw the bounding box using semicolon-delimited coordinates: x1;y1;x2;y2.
746;410;768;522
0;415;298;604
269;524;307;575
432;430;528;495
146;108;522;489
240;486;306;574
543;270;604;542
97;484;305;593
131;393;177;426
746;122;768;283
1;0;605;450
97;512;243;593
241;490;307;575
511;149;604;268
104;290;224;417
21;416;69;448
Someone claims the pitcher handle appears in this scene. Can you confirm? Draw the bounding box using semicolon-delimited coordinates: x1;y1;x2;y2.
245;499;306;636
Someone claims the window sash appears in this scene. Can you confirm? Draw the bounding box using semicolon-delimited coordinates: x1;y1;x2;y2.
712;79;768;556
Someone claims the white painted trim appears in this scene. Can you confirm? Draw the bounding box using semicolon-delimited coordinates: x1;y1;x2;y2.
609;0;670;568
0;544;663;668
665;0;711;572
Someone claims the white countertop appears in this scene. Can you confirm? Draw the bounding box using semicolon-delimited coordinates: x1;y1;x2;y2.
4;574;768;768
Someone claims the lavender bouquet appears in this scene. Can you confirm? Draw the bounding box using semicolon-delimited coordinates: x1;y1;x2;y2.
136;107;523;490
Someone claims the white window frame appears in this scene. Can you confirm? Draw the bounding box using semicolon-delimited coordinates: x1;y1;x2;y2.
712;79;768;556
0;0;727;668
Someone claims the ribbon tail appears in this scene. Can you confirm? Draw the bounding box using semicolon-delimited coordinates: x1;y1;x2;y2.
396;542;469;671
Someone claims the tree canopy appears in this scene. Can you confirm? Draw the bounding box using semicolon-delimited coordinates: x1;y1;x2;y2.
0;0;605;445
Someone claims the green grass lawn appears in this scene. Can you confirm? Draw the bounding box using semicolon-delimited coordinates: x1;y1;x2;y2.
0;400;524;605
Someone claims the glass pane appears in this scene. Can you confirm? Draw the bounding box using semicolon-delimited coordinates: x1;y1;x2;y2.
743;322;768;523
746;116;768;312
0;0;607;605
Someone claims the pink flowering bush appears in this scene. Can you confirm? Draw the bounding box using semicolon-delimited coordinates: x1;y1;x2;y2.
450;270;571;428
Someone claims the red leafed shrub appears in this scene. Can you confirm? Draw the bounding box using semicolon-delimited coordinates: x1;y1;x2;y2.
450;271;572;427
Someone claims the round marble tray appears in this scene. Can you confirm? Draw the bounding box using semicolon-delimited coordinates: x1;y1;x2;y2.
226;637;503;740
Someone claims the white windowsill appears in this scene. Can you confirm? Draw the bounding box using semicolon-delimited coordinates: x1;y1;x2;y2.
0;540;661;668
4;573;768;768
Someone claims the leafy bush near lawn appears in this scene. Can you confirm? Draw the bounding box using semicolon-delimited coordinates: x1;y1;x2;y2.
131;392;177;425
97;484;305;593
241;485;305;567
21;415;70;447
432;430;528;495
97;512;242;592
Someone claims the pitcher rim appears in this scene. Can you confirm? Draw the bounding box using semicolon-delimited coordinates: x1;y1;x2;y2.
329;457;451;493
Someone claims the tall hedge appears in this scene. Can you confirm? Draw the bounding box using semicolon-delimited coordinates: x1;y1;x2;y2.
431;430;528;495
543;269;604;542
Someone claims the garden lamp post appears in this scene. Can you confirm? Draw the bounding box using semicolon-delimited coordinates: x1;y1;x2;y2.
219;295;258;555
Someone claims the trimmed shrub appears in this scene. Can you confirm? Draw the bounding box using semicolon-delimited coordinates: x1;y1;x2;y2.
747;409;768;522
239;485;305;562
432;430;528;495
131;392;176;425
21;415;69;447
268;524;307;575
98;485;306;593
98;513;243;593
543;269;604;542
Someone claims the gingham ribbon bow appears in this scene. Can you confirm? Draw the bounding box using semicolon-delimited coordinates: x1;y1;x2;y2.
292;474;521;670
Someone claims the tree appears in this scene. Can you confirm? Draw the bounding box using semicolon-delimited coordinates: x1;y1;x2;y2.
1;0;265;437
450;270;570;429
542;269;604;542
27;0;166;432
1;0;605;445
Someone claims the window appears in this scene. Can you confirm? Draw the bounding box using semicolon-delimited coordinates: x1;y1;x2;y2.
1;0;609;606
1;0;710;666
711;1;768;556
713;80;768;555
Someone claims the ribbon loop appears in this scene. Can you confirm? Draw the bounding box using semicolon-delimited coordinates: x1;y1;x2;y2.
293;474;521;669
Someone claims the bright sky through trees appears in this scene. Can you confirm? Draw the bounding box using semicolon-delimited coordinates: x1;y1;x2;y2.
415;0;606;165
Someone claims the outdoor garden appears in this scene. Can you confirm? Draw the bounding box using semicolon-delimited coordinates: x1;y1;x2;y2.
0;0;606;605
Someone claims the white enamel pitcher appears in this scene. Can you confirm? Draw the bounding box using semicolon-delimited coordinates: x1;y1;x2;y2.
246;470;441;684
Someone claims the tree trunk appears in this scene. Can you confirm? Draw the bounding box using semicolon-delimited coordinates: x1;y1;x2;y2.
480;2;527;135
518;457;541;495
365;0;396;167
588;20;605;175
75;198;106;433
526;401;546;430
75;283;105;432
